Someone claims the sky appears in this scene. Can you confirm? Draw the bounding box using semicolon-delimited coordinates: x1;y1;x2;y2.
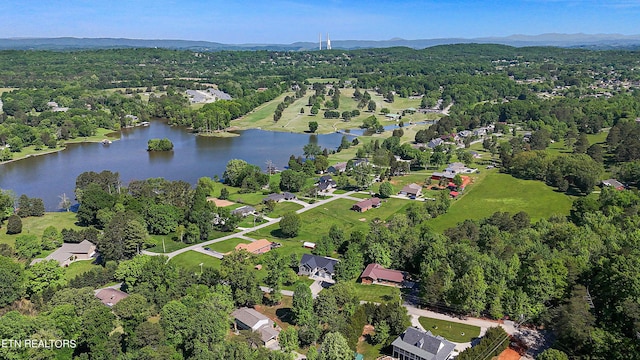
1;0;639;43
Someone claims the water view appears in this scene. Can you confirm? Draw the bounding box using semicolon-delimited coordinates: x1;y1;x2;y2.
0;120;344;210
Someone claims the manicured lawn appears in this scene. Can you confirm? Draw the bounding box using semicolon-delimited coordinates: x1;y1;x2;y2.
418;317;481;343
248;198;412;242
169;251;221;273
229;192;268;206
354;283;402;303
208;238;250;253
64;260;99;281
146;235;190;253
350;192;373;199
0;212;81;247
255;295;295;329
427;170;573;233
268;202;304;218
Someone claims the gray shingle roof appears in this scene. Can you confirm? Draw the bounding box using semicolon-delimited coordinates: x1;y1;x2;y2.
391;327;456;360
300;254;339;274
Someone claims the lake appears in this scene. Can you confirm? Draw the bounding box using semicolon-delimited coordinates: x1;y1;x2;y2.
0;120;344;210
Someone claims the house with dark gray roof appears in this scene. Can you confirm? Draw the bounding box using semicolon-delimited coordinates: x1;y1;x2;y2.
262;192;296;203
391;327;456;360
299;254;339;282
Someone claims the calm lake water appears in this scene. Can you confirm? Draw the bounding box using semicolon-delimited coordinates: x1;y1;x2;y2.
0;120;344;210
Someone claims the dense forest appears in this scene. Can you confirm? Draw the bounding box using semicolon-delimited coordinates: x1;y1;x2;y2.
0;44;640;359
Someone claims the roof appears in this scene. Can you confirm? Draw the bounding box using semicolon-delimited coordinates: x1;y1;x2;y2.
264;193;285;202
602;179;625;189
232;307;270;329
236;239;272;253
329;162;347;171
401;183;422;195
232;205;255;215
361;263;405;283
450;191;459;197
353;198;381;210
300;254;339;274
391;327;456;360
32;240;96;266
95;288;129;307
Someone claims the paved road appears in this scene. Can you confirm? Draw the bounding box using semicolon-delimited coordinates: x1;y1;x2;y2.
143;190;359;259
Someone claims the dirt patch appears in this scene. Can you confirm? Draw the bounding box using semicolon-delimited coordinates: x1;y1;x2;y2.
359;218;367;222
496;348;521;360
358;324;375;343
207;197;235;207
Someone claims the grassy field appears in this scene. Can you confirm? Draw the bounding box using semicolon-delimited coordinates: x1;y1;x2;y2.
64;260;99;281
248;198;412;242
232;86;443;135
207;237;250;253
267;202;304;218
353;284;401;303
427;170;573;233
145;235;190;253
0;212;81;247
255;295;295;329
169;251;221;273
418;317;481;343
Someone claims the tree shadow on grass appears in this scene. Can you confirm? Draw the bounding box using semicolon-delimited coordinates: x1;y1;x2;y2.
269;228;291;239
275;308;295;325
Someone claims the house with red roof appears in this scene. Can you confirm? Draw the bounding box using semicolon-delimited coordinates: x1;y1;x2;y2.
360;263;407;287
352;198;381;212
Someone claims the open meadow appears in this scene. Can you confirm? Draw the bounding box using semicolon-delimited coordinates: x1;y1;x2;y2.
427;169;574;233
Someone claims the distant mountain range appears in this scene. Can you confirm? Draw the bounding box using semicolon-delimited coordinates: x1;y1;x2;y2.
2;33;640;51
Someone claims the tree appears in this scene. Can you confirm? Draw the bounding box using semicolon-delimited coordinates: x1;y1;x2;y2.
379;181;393;198
319;332;352;360
574;133;589;153
368;100;376;112
335;244;364;282
373;320;390;345
41;226;62;251
538;349;569;360
113;294;152;336
303;143;322;159
0;255;25;307
280;170;306;192
6;214;22;234
220;187;229;200
279;327;298;353
160;300;191;348
354;164;374;190
99;212;148;261
292;282;314;324
15;234;42;259
26;260;66;295
309;121;318;133
223;159;249;186
453;174;463;187
587;143;603;163
279;212;301;238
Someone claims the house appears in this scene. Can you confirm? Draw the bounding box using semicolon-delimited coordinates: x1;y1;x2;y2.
31;240;96;267
299;254;339;282
231;205;256;217
458;130;472;138
360;263;406;287
232;307;280;348
426;138;444;149
399;183;422;198
206;88;233;101
235;239;273;255
262;192;297;203
352;198;381;212
431;172;456;181
602;179;625;190
386;113;401;121
95;288;129;307
317;175;337;192
391;327;456;360
449;191;460;198
445;162;477;174
327;162;347;173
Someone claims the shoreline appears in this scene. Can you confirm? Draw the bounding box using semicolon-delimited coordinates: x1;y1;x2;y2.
0;133;119;166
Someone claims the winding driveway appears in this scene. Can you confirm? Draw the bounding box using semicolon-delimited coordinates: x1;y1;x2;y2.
142;190;358;259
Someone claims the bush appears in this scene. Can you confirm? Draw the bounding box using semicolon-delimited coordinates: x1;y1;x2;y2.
279;212;301;238
6;215;22;234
